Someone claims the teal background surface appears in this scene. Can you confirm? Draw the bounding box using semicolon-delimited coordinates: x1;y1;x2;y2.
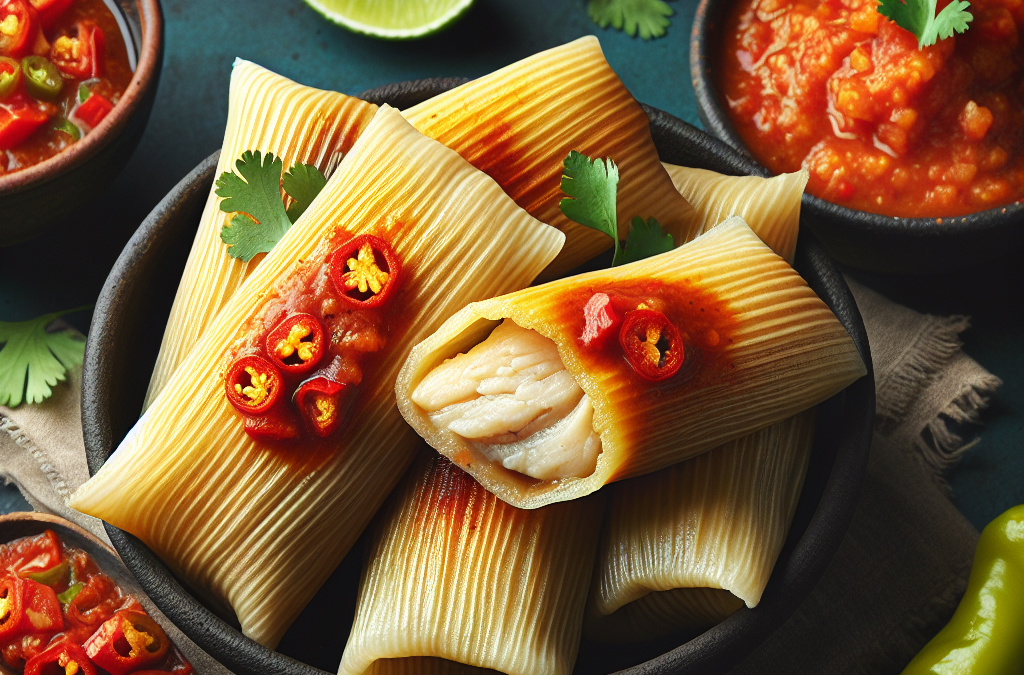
1;0;1020;534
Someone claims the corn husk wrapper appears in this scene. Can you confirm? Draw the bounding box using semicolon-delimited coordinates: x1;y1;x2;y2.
143;60;378;409
665;164;809;263
579;164;813;641
396;218;865;509
339;454;603;675
404;36;697;279
69;106;565;648
584;410;816;642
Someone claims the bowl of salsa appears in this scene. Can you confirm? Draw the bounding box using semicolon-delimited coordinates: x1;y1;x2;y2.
0;0;161;247
691;0;1024;273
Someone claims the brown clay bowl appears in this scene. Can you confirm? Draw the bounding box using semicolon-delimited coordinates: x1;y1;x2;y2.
0;0;163;247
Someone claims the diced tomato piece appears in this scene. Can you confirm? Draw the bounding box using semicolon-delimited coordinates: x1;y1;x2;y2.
0;0;39;59
0;530;62;578
72;92;113;129
27;0;72;29
49;20;104;78
0;94;50;149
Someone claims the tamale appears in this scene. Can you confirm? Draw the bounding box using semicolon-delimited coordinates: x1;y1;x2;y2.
404;36;697;279
338;454;603;675
665;164;809;262
583;163;815;641
143;60;378;408
69;106;564;648
396;218;866;508
584;410;816;642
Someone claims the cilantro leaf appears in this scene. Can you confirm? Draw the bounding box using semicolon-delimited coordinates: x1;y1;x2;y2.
0;308;89;408
559;151;623;264
283;162;328;223
215;151;327;262
588;0;674;40
619;217;674;265
877;0;971;49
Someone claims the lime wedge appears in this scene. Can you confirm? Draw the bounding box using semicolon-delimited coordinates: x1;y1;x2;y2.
304;0;476;39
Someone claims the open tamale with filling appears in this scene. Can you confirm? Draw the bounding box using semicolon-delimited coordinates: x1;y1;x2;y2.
585;409;816;642
69;105;565;648
144;60;378;408
339;453;603;675
396;217;866;508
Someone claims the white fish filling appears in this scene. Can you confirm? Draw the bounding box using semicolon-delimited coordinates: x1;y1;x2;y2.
412;320;601;480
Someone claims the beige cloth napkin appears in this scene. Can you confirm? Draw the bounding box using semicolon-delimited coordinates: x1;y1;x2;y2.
1;279;1002;674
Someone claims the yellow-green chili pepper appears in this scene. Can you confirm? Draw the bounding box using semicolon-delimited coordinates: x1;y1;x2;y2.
901;504;1024;675
26;560;70;586
21;55;64;100
0;56;21;100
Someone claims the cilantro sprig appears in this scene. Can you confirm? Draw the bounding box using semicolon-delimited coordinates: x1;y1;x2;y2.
216;151;328;262
0;308;89;408
588;0;674;40
559;151;674;266
878;0;972;49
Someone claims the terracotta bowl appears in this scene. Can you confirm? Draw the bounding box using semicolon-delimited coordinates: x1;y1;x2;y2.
690;0;1024;274
0;0;163;247
81;80;876;675
0;512;226;673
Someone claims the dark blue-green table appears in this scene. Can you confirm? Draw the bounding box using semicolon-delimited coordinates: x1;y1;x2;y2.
1;0;1020;543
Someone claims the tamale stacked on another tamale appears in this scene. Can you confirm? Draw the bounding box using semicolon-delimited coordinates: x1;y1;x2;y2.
396;218;866;509
404;36;698;278
665;165;809;262
70;106;565;648
339;453;604;675
585;169;816;640
585;410;816;642
144;60;378;408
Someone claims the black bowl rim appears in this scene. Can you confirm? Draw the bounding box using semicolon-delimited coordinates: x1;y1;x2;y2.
82;80;875;675
688;0;1024;240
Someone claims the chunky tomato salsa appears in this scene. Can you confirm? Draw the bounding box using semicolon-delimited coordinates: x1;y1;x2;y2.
0;0;132;175
0;530;192;675
719;0;1024;218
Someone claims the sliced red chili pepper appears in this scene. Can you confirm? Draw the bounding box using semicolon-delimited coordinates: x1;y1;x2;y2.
0;574;63;641
0;93;50;150
0;0;38;59
25;642;98;675
71;92;112;129
27;0;73;29
0;530;63;577
329;234;401;310
243;409;301;442
224;355;284;416
48;20;104;79
618;309;684;381
265;313;326;376
580;292;621;348
293;357;360;437
63;570;121;644
83;610;170;675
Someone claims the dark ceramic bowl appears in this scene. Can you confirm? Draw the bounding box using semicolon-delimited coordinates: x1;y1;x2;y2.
82;80;875;675
0;0;163;247
690;0;1024;274
0;512;227;674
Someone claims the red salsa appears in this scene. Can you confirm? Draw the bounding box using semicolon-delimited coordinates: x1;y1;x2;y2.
223;233;403;443
0;530;192;675
0;0;132;174
719;0;1024;217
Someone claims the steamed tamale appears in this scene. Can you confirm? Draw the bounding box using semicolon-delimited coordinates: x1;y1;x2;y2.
70;106;564;648
665;165;809;262
396;218;866;508
143;60;378;408
339;454;603;675
585;410;816;642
